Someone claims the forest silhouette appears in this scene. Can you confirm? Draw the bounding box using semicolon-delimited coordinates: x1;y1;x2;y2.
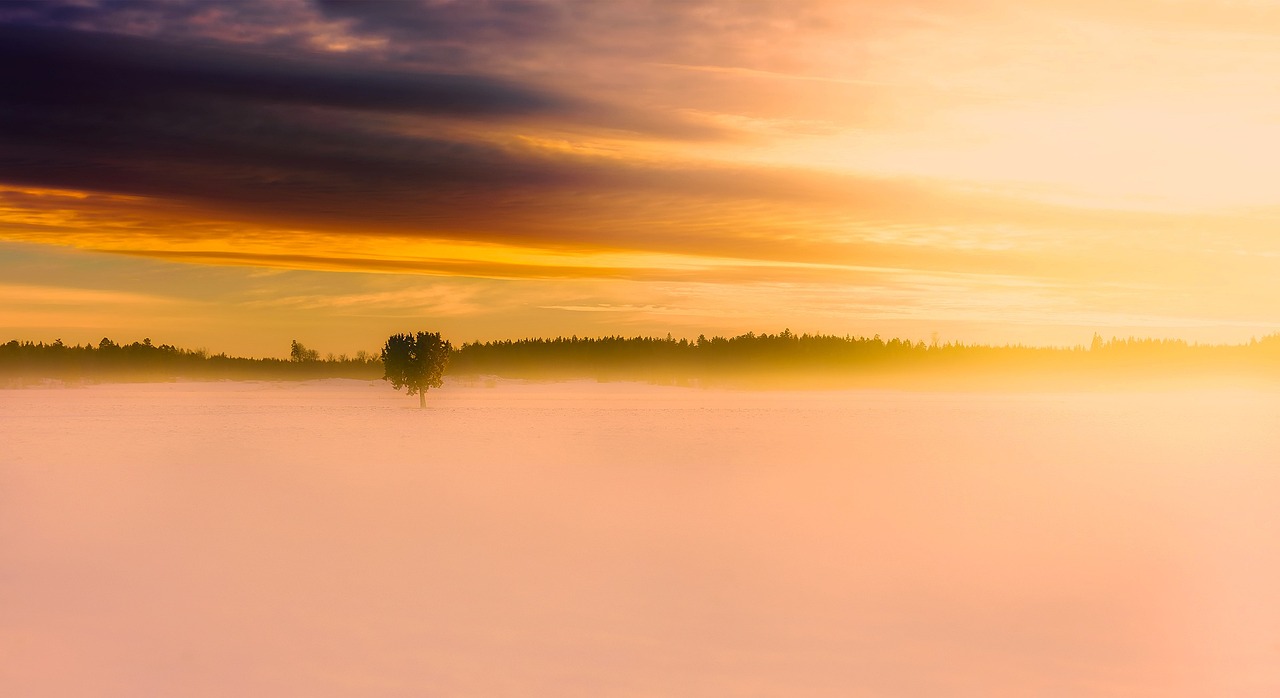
0;337;380;385
6;331;1280;389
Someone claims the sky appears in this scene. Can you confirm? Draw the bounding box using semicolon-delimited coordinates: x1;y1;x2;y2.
4;0;1280;357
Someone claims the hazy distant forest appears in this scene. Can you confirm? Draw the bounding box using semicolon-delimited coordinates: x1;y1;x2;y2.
6;331;1280;388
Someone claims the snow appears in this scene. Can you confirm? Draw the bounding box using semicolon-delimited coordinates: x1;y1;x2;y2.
3;378;1280;697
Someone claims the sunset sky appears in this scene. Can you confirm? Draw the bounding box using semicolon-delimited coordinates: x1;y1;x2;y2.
4;0;1280;357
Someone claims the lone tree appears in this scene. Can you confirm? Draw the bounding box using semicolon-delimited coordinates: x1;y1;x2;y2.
381;331;452;408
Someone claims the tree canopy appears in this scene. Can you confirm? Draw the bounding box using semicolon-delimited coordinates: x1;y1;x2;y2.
381;331;452;407
290;339;320;362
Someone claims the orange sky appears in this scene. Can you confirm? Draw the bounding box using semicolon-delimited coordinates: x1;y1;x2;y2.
3;1;1280;357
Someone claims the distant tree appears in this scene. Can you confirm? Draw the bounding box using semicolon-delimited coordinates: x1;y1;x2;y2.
381;331;452;408
290;340;320;362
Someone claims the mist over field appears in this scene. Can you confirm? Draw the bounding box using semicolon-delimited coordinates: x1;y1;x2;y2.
4;378;1280;697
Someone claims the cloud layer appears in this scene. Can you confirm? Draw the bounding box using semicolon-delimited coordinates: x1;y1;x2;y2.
5;0;1280;346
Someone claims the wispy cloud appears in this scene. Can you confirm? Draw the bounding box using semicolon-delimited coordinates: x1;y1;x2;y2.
0;283;179;307
652;62;888;87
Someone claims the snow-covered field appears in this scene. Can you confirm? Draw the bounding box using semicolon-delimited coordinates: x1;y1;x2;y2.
4;378;1280;697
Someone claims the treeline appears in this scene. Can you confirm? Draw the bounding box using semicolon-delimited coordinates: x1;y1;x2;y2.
449;330;1280;387
6;331;1280;388
0;337;381;385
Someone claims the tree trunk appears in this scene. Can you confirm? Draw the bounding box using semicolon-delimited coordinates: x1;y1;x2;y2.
419;390;426;409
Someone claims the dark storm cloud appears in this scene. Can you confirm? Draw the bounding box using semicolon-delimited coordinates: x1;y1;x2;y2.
0;24;565;120
0;0;321;44
0;1;1018;266
312;0;828;67
0;20;734;237
315;0;569;44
